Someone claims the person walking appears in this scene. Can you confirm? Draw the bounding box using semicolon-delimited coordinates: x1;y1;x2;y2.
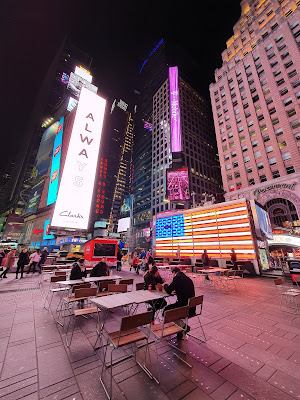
0;248;5;267
0;249;16;279
116;250;123;272
27;249;41;274
37;247;49;273
16;249;30;279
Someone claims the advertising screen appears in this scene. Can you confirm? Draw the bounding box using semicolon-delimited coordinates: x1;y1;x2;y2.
255;204;273;239
67;72;97;98
2;214;24;241
47;117;64;205
117;217;130;232
43;219;55;239
93;242;116;257
25;181;45;215
167;167;190;201
169;66;182;152
155;201;255;259
120;195;131;218
32;121;59;180
52;88;106;230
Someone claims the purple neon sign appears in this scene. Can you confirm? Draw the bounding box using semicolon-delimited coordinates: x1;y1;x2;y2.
169;66;182;152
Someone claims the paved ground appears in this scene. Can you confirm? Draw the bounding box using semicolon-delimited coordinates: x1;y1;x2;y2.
0;268;299;400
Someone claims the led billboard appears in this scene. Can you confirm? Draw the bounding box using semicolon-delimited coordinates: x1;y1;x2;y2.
255;204;273;239
120;195;132;218
51;87;106;230
155;201;255;259
47;117;64;205
167;167;190;201
2;214;24;241
43;219;55;239
67;72;97;98
25;181;45;215
169;66;182;153
117;217;130;232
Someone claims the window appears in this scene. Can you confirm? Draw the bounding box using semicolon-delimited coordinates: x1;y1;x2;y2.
282;152;291;161
272;170;280;178
236;182;242;190
260;124;267;131
222;136;226;142
226;164;231;170
243;103;249;109
227;174;233;181
278;140;287;149
286;165;295;174
269;157;277;165
228;132;233;138
275;34;283;43
240;135;246;142
242;145;248;152
266;145;273;153
260;174;267;182
272;117;280;125
254;151;261;159
269;106;276;114
291;119;300;129
246;166;253;173
235;108;240;115
250;130;256;137
270;61;278;68
268;52;275;60
273;69;281;77
229;185;235;192
265;43;273;51
234;172;241;178
287;108;296;117
278;43;286;51
248;120;254;127
229;141;235;148
238;126;244;132
248;178;255;185
224;154;230;160
275;128;283;137
281;52;290;60
252;140;258;148
294;132;300;141
263;134;270;142
292;79;300;88
284;60;293;69
280;87;288;96
258;114;264;121
290;21;299;30
231;150;237;157
288;69;297;78
244;155;250;163
233;161;239;168
245;111;251;118
257;162;264;170
225;115;230;121
236;117;242;123
262;31;269;39
222;145;228;151
276;78;285;86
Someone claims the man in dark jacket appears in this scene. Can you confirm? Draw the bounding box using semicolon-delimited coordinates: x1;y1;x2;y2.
16;249;30;279
90;257;109;277
163;267;195;338
70;258;87;280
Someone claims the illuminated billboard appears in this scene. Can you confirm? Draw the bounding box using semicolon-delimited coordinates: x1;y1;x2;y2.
117;217;130;232
25;181;45;215
167;167;190;201
43;219;55;239
67;72;97;98
47;117;64;206
52;87;106;230
74;66;92;83
2;214;24;241
120;195;132;218
169;66;182;152
155;201;255;259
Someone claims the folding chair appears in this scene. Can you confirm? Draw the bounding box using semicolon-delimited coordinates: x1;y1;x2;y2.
188;296;206;342
274;278;300;313
151;305;191;369
39;265;55;288
108;284;127;293
65;287;99;347
100;311;154;400
98;280;116;293
119;279;134;291
43;275;67;310
59;283;92;324
220;269;236;290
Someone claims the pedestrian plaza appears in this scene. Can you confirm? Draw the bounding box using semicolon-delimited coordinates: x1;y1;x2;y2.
0;269;299;400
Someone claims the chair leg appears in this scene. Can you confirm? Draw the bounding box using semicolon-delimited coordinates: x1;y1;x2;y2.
100;337;112;400
66;315;76;347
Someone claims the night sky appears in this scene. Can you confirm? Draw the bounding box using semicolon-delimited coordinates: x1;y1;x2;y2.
0;0;241;173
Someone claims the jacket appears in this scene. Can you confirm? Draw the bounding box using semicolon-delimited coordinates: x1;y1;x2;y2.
18;251;30;266
4;252;15;269
143;272;163;290
70;263;87;280
40;250;48;264
163;271;195;312
90;262;109;277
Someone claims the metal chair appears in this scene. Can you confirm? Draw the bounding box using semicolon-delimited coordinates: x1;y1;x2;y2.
100;311;154;399
119;278;134;290
43;275;67;310
274;278;300;313
151;305;191;369
188;295;206;342
65;287;99;347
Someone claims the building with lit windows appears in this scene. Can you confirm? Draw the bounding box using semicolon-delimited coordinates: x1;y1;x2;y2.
152;73;222;216
210;0;300;233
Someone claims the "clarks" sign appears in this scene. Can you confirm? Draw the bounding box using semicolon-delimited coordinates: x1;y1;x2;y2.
52;87;106;230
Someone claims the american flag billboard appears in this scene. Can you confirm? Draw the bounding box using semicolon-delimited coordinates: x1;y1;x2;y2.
154;200;255;259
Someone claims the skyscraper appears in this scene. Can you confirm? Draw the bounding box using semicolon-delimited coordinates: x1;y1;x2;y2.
210;0;300;230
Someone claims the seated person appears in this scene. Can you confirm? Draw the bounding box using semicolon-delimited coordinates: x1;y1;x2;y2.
90;257;109;277
70;258;87;280
163;267;196;338
144;266;167;322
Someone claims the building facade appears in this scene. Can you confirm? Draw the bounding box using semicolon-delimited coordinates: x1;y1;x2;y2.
210;0;300;231
152;74;222;216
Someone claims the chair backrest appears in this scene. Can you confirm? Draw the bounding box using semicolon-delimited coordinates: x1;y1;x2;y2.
164;305;189;324
72;283;91;293
51;275;66;283
57;266;69;270
55;271;67;276
99;280;116;290
74;287;97;298
119;279;134;286
188;295;203;309
136;282;144;291
108;284;127;293
120;311;152;332
43;267;55;273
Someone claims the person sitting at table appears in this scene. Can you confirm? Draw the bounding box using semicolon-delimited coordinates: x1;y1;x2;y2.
90;257;109;277
144;266;167;322
70;258;87;280
163;267;195;339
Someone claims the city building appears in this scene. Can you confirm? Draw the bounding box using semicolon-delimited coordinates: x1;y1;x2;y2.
210;0;300;233
133;39;222;248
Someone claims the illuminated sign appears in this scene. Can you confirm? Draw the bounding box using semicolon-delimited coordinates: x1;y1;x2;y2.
67;97;78;112
117;217;130;232
33;229;43;235
47;117;64;206
61;73;69;84
155;201;255;259
139;38;163;74
169;66;182;152
120;195;132;218
110;99;116;114
52;87;106;229
74;66;92;83
144;121;152;131
268;234;300;247
167;167;190;201
67;72;97;98
43;219;54;239
25;181;45;214
95;157;107;216
117;99;128;112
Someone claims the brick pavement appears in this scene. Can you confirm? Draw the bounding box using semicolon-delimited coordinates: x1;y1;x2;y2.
0;269;299;400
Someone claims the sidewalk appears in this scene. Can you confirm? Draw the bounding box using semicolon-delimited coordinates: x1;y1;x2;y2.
0;270;299;400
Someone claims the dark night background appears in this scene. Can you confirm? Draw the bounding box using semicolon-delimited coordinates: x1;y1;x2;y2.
0;0;241;174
